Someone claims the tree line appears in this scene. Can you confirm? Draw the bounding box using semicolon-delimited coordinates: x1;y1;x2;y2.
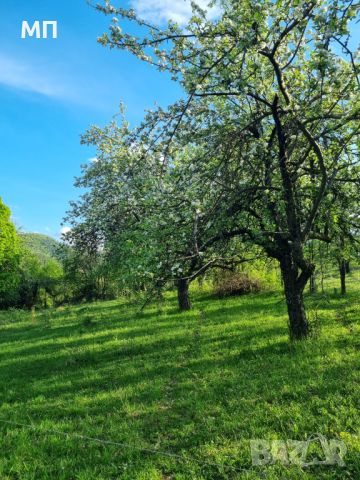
0;199;118;309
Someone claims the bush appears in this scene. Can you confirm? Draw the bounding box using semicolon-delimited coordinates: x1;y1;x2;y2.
213;272;262;297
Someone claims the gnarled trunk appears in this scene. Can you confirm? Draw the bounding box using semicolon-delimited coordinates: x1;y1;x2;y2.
177;278;191;311
280;255;311;340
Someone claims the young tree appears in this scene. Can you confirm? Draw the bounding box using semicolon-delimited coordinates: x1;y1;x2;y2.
96;0;360;339
17;249;64;308
330;194;359;295
0;197;20;308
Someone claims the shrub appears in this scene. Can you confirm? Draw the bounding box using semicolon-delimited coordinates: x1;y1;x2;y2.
213;272;262;297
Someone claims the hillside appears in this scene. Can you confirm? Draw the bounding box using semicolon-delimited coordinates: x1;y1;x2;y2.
19;233;61;263
0;285;359;479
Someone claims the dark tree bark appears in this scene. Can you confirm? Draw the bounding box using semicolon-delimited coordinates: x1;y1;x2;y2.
309;273;317;294
309;240;316;294
271;96;315;340
345;260;350;274
339;258;347;295
280;254;311;340
177;278;191;311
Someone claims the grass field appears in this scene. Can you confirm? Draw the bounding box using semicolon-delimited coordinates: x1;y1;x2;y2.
0;278;359;479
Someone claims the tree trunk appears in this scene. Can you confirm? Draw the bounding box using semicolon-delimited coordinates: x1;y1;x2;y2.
339;259;346;295
309;240;316;294
177;278;191;311
345;260;350;274
319;248;325;294
309;273;316;294
280;255;310;340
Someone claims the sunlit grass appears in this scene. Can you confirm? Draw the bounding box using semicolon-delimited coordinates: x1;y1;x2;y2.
0;277;359;479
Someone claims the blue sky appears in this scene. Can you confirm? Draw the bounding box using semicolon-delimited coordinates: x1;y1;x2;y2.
0;0;193;238
1;1;358;238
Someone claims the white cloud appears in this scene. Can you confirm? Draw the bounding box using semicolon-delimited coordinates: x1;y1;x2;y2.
88;157;98;163
0;53;106;108
131;0;220;25
0;53;69;98
60;226;71;236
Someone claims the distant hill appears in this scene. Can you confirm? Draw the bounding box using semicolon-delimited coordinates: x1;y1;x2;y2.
19;233;61;263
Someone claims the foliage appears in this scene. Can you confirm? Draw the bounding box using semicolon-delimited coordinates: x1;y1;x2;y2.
0;197;20;308
17;249;63;309
19;233;62;263
61;247;118;303
0;220;115;308
67;129;256;307
93;0;360;339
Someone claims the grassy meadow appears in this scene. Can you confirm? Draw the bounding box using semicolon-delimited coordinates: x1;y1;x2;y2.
0;273;359;479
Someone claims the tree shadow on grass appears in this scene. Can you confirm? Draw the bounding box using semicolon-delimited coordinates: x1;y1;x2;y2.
0;302;358;480
0;311;288;405
3;333;357;471
0;291;354;429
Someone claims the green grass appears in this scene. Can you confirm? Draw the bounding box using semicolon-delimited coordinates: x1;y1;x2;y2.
0;281;359;479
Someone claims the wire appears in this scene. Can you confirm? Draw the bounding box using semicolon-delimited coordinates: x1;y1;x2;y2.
0;418;263;477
